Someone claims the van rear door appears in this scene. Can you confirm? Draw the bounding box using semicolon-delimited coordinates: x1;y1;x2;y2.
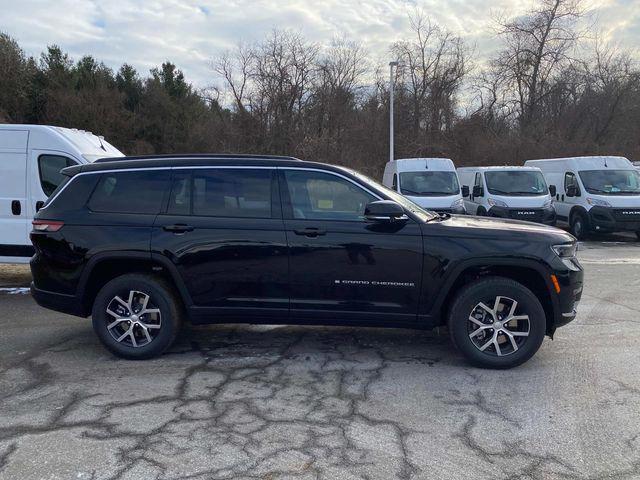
0;129;31;260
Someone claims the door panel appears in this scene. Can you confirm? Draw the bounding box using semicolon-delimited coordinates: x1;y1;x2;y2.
0;130;29;255
280;169;423;322
151;168;289;320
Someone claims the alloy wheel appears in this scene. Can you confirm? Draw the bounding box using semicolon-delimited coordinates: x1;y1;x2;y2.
467;296;530;357
105;290;162;348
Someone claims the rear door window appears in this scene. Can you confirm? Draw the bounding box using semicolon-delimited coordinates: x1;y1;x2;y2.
167;169;274;218
38;154;77;196
88;170;169;214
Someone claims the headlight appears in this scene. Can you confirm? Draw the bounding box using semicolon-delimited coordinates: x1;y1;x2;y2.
488;198;508;207
450;198;465;209
586;197;611;207
552;243;577;258
543;198;553;208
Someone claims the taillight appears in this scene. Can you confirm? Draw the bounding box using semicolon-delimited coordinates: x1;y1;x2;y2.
32;220;64;232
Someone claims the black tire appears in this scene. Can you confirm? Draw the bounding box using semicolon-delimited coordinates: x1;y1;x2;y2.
476;207;487;216
92;274;182;359
447;277;546;369
570;211;589;240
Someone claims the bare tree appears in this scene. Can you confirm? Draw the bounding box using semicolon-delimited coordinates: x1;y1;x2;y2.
493;0;586;130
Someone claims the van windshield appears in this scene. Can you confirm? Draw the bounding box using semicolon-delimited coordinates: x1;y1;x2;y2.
485;171;548;196
399;171;460;196
579;170;640;195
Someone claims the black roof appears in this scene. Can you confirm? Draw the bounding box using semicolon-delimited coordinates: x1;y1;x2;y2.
62;153;334;177
93;153;302;163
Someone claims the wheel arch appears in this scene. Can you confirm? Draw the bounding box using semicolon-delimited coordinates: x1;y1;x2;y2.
432;259;557;335
78;252;192;317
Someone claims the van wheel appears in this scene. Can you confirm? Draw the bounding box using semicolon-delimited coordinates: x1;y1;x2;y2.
91;274;182;359
476;207;487;216
447;277;546;369
570;212;588;240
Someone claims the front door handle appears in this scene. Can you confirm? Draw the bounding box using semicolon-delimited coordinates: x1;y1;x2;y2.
163;224;194;234
294;227;326;237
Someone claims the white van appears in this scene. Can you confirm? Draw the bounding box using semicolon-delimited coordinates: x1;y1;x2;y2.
525;156;640;240
0;124;124;263
382;158;467;214
457;166;556;225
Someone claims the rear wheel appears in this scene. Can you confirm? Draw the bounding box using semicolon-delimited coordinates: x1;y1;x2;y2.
448;277;546;369
91;274;182;359
570;211;588;240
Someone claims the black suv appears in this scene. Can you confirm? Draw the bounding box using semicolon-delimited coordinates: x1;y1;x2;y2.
30;155;583;368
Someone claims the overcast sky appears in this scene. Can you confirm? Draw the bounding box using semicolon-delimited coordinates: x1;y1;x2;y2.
1;0;638;88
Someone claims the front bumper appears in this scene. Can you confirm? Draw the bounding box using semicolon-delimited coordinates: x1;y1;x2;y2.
588;206;640;233
549;256;583;331
488;206;556;225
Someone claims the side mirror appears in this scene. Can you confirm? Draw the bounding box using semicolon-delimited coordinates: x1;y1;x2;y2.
472;185;484;198
364;200;407;223
549;185;557;197
566;185;578;197
461;185;470;198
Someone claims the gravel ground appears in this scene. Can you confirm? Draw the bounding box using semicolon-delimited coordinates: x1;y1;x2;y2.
0;236;639;480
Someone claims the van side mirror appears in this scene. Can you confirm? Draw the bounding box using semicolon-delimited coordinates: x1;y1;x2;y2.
364;201;407;223
461;185;470;197
472;185;484;198
549;185;556;197
566;185;578;197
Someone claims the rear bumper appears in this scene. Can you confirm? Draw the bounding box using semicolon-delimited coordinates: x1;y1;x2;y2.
30;282;87;317
588;207;640;233
488;206;556;225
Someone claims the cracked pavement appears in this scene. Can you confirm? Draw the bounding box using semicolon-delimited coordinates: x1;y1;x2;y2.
1;237;639;479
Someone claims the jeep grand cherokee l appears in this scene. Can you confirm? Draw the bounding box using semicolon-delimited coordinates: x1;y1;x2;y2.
30;154;584;369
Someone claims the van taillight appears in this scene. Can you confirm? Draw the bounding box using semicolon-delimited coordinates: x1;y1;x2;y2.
32;220;64;232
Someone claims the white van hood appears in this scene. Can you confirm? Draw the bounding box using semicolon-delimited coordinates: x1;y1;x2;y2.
585;193;640;208
490;194;551;208
406;194;462;210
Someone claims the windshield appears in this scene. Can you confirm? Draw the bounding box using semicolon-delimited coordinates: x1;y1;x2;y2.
342;168;438;222
399;171;460;196
578;170;640;195
485;171;548;196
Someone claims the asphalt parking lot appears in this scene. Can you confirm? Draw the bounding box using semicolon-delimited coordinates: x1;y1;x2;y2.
1;236;639;480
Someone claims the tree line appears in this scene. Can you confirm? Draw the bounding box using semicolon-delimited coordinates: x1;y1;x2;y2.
0;0;638;178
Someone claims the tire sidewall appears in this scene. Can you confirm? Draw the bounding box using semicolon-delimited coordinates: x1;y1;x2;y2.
448;278;546;369
570;212;588;240
92;274;180;359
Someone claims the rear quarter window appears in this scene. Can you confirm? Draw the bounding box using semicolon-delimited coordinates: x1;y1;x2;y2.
88;171;169;214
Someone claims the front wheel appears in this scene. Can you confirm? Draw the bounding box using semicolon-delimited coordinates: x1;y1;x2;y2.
92;274;182;359
448;277;546;369
570;212;589;240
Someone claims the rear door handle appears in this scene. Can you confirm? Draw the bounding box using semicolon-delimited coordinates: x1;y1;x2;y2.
11;200;21;216
163;224;194;233
294;227;326;237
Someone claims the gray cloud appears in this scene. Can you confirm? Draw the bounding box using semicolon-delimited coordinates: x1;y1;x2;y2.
0;0;637;88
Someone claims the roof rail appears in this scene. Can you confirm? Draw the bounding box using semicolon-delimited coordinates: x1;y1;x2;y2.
94;153;302;163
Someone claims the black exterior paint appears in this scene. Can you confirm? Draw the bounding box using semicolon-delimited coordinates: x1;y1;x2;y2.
30;155;583;333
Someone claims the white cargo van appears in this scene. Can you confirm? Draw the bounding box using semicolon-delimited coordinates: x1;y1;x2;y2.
525;156;640;239
457;166;556;225
0;124;124;263
382;158;468;214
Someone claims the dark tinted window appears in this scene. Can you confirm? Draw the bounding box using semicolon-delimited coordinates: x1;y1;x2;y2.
88;171;169;214
38;155;77;196
284;170;375;221
167;169;273;218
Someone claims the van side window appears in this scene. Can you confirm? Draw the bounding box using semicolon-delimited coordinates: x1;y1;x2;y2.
564;172;578;193
392;174;398;191
474;172;482;189
167;169;273;218
38;155;77;196
284;170;375;221
88;171;169;214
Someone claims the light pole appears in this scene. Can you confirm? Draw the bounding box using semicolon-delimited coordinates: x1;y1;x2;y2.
389;61;398;163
